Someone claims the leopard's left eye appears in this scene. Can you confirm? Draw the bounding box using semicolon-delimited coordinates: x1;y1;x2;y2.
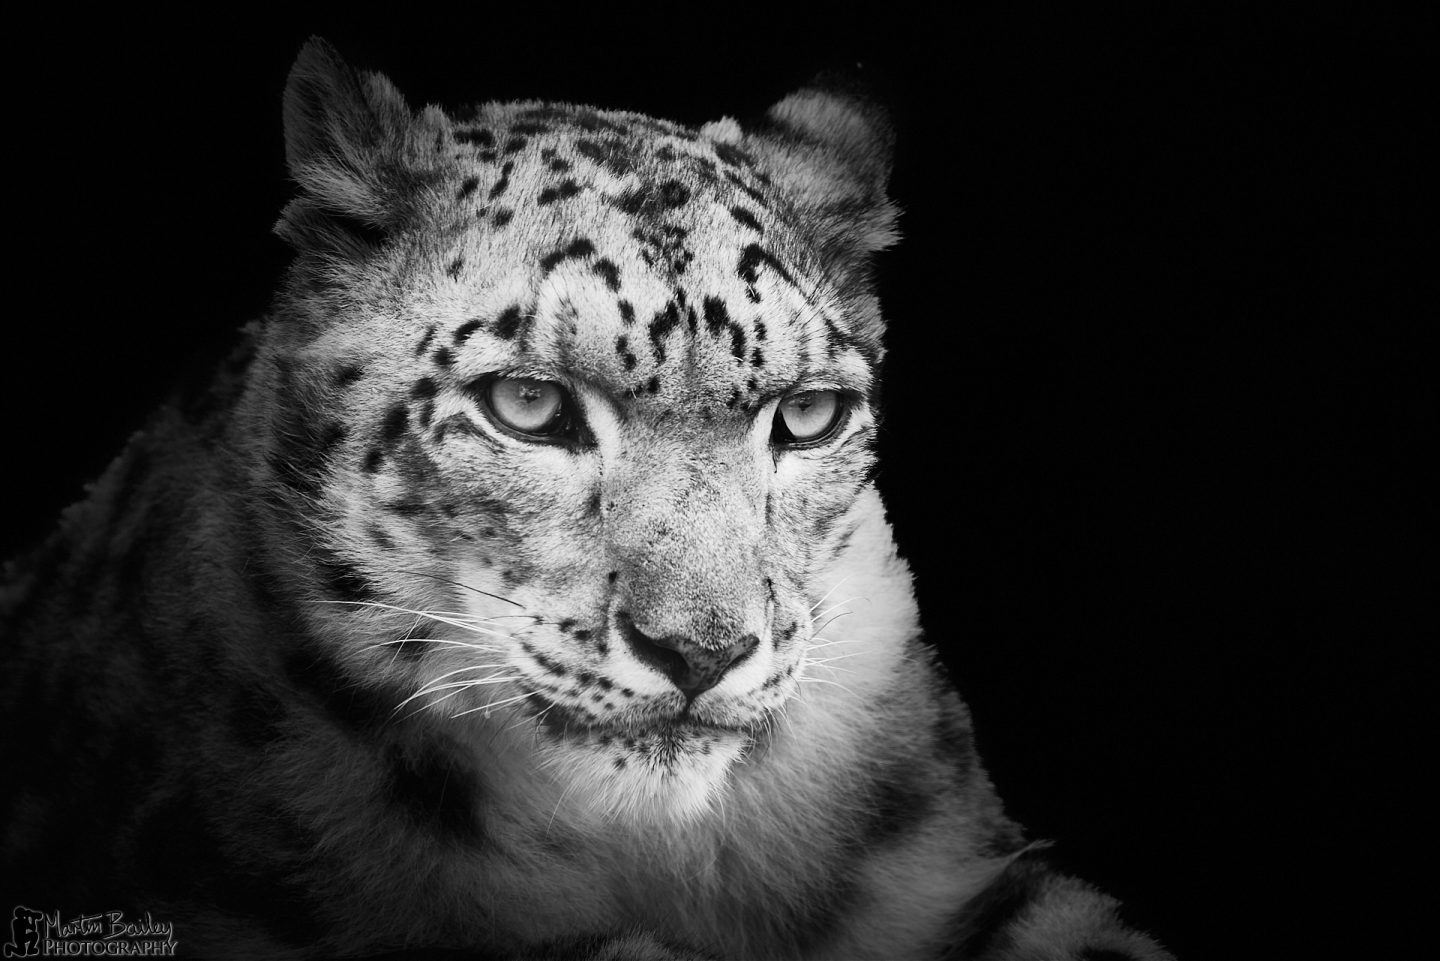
772;390;845;446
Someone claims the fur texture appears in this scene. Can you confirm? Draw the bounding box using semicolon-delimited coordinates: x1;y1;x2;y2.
0;39;1172;961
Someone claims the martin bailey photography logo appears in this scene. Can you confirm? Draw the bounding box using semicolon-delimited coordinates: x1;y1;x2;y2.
4;907;177;957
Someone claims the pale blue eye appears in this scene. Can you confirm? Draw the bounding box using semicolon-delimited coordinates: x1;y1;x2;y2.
488;378;565;434
775;390;842;443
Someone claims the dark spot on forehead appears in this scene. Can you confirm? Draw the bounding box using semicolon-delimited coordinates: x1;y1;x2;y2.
380;405;409;446
729;325;747;363
647;301;681;363
488;162;514;200
456;128;495;149
540;238;596;273
537;180;581;206
457;176;479;200
729;205;763;232
713;141;755;168
613;179;692;219
703;296;730;335
725;171;767;208
454;319;483;343
575;137;635;176
738;244;795;292
616;335;637;371
493;305;526;341
592;259;621;292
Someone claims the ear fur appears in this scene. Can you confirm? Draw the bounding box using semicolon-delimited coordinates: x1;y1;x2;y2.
757;82;900;264
275;38;440;257
766;83;895;195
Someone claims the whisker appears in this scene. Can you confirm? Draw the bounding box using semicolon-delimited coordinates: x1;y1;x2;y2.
802;637;860;652
811;608;857;637
798;676;857;695
452;690;538;719
395;669;515;711
322;601;520;638
376;568;526;608
394;672;517;720
392;609;539;623
805;662;858;676
805;650;866;665
809;576;853;614
411;662;515;688
810;599;860;624
365;638;491;653
399;685;471;718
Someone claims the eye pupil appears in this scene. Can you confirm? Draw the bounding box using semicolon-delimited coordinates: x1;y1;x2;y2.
774;390;842;445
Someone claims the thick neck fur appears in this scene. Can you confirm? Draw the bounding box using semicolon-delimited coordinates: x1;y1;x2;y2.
2;369;1008;958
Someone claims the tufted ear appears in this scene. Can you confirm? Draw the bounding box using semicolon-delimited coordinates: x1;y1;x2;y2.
758;83;900;263
275;38;440;257
766;84;894;193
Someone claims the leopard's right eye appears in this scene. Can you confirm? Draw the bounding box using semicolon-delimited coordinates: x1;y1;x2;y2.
487;378;566;436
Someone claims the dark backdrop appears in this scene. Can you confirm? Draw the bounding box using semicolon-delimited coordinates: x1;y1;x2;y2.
3;9;1425;958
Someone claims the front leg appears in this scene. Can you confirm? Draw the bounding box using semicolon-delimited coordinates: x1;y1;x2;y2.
947;850;1175;961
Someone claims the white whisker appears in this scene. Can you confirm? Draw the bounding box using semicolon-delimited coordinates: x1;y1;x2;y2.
451;690;538;719
805;650;866;666
365;637;491;653
809;576;853;613
811;608;857;637
802;637;860;652
395;669;515;712
798;676;858;696
810;599;859;624
323;601;522;638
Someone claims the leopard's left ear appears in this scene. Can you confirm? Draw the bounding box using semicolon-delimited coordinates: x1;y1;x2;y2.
754;83;899;258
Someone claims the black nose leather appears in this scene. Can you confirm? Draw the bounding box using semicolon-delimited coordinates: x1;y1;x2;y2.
620;617;758;697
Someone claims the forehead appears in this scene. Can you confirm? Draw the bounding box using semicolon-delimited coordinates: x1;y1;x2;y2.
421;102;875;411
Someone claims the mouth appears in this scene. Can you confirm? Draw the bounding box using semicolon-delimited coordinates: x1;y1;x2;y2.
530;693;740;742
516;684;767;820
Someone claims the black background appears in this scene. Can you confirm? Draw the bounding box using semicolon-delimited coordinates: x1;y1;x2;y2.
3;9;1426;959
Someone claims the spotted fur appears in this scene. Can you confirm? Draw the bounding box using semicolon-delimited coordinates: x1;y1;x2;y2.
0;39;1172;960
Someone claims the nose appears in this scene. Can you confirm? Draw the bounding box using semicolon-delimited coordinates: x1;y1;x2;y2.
619;615;759;698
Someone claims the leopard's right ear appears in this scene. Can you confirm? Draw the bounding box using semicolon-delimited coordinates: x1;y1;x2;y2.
276;38;444;256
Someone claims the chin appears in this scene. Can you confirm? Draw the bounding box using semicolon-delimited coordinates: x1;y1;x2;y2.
536;721;751;823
